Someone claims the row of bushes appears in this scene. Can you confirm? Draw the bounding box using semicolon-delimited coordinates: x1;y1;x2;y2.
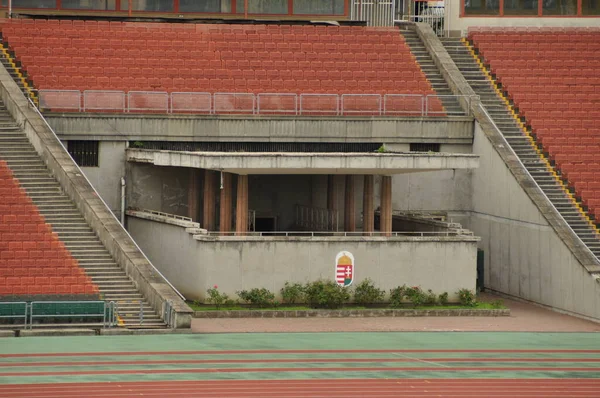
205;279;479;310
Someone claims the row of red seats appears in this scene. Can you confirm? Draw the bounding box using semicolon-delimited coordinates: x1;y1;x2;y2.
0;266;86;277
523;112;600;121
476;42;600;52
514;94;600;104
2;275;93;285
485;50;600;61
19;52;414;66
31;77;425;91
7;32;405;46
0;258;79;268
0;284;98;295
494;67;600;78
14;42;410;56
27;67;422;81
542;137;600;146
510;101;599;112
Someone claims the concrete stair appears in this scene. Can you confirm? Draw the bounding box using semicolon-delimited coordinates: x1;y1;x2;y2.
400;30;464;115
0;104;165;328
441;37;600;270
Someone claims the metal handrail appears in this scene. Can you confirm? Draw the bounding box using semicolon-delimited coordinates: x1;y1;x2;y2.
37;90;477;117
129;208;194;223
477;103;600;265
205;231;464;237
26;97;187;301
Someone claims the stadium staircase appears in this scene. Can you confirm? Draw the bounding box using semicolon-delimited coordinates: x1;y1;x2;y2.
400;29;463;115
440;37;600;261
0;105;166;328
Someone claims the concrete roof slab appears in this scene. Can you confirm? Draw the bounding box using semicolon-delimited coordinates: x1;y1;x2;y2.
127;149;479;175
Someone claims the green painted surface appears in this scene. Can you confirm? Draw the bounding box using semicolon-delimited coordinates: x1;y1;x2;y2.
0;332;599;385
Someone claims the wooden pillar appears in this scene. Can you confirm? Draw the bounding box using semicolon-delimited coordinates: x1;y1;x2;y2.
363;175;374;235
235;174;249;235
187;169;200;222
219;172;233;233
344;175;356;232
380;176;392;236
202;170;216;231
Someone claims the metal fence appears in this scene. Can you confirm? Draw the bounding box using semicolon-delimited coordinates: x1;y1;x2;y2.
351;0;397;26
207;231;463;237
295;205;340;232
38;90;476;117
0;301;117;329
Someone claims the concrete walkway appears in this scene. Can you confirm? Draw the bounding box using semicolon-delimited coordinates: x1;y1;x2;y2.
190;294;600;333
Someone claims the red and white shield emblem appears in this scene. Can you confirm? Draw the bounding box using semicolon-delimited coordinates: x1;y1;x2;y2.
335;251;354;287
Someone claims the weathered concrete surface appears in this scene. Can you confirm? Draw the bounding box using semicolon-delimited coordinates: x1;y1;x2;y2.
406;21;600;321
126;149;480;175
127;214;479;302
0;331;15;338
47;113;474;144
19;329;96;337
0;64;193;329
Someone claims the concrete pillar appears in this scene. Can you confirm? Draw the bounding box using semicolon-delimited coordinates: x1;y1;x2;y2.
344;175;356;232
219;172;233;233
327;174;337;211
202;170;216;231
187;169;200;222
363;175;374;235
380;175;392;236
235;174;249;235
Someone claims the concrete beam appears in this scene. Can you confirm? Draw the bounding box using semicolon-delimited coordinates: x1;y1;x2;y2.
126;149;479;175
46;114;474;144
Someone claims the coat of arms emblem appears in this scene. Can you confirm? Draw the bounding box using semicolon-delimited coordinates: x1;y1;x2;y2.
335;251;354;287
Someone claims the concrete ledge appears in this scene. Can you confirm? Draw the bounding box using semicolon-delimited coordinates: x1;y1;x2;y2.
47;113;475;144
193;308;510;318
127;149;480;175
19;328;97;337
0;330;16;338
99;328;192;336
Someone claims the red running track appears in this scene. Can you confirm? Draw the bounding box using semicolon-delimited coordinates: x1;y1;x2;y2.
1;379;600;398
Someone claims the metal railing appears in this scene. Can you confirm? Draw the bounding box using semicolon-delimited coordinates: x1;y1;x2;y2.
129;208;194;223
351;0;396;26
26;97;187;303
477;103;600;265
206;230;463;237
36;90;476;117
295;204;340;232
0;301;117;329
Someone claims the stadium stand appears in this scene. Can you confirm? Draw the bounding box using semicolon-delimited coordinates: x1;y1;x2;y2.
0;20;445;115
468;27;600;220
0;160;99;299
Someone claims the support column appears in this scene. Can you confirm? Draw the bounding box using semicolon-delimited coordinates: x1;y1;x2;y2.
363;175;374;235
327;174;338;211
187;169;200;222
202;170;216;231
380;175;392;236
235;174;249;235
219;172;233;233
344;175;356;232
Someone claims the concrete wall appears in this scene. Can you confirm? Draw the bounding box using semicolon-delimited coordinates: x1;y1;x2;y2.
47;114;474;144
469;122;600;320
128;163;192;218
127;215;478;302
75;141;127;215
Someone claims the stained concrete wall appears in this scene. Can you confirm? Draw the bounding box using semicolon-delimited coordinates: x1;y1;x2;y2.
469;122;600;320
127;215;478;302
75;141;127;215
47;114;474;144
128;163;191;218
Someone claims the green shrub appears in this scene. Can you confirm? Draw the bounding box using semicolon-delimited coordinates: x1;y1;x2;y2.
206;285;229;310
490;299;504;309
457;288;477;307
304;280;350;309
280;282;306;305
237;288;276;308
389;285;408;308
423;289;437;306
353;278;385;306
438;292;449;306
405;286;426;307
